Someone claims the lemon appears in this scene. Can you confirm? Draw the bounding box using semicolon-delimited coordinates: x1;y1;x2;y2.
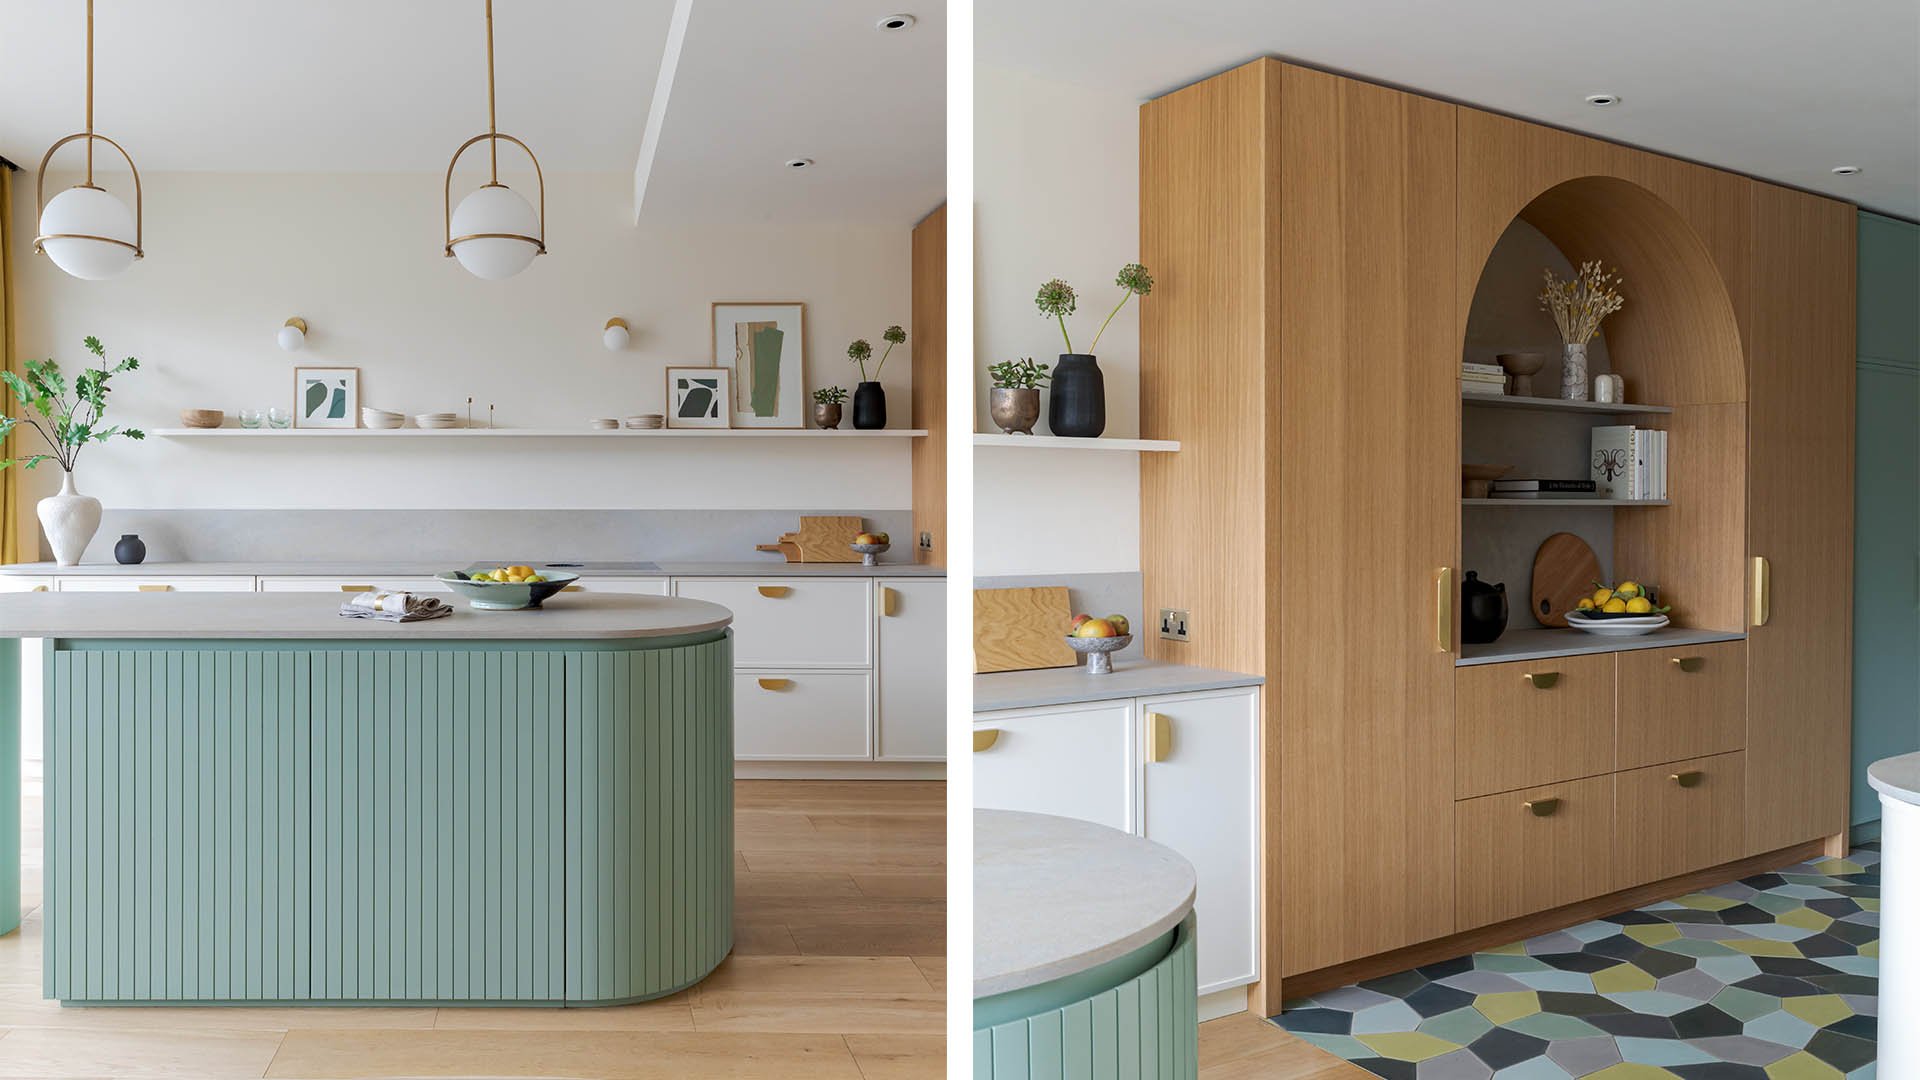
471;571;492;582
1591;588;1614;606
1576;598;1595;611
1617;581;1643;599
1626;596;1653;613
1602;597;1628;613
527;574;545;583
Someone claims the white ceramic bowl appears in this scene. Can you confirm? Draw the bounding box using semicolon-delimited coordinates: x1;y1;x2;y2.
1565;611;1669;636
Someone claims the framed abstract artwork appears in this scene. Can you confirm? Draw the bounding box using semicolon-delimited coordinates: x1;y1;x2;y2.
710;302;805;428
294;366;359;428
666;366;732;429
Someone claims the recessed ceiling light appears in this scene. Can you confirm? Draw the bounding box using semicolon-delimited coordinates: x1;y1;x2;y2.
1831;165;1861;176
785;157;815;170
876;13;916;31
1585;93;1620;107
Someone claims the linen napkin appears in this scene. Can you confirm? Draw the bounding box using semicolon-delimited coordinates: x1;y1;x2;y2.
337;591;455;622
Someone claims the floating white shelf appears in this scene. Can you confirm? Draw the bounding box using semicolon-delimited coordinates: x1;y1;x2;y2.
1461;394;1672;416
152;428;928;439
973;433;1180;452
1463;497;1669;508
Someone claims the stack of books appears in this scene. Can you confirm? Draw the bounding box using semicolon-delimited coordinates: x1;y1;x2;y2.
1590;425;1669;500
1487;478;1598;498
1461;362;1508;396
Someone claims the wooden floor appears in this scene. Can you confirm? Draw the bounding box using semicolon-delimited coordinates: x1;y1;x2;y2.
1199;1012;1378;1079
0;777;945;1079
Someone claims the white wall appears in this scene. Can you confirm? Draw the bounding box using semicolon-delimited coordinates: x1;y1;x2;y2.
974;66;1143;576
9;171;913;534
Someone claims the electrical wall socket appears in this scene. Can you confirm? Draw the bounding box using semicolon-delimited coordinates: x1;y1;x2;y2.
918;531;933;552
1159;608;1191;642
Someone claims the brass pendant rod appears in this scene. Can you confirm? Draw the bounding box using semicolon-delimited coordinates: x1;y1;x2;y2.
84;0;94;184
484;0;498;184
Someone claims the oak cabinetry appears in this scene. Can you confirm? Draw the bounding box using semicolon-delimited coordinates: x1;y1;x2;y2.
1616;642;1746;770
1614;752;1747;889
1455;653;1614;798
1456;774;1614;930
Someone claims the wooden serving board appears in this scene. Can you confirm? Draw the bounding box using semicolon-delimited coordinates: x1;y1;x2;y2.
974;586;1077;673
756;515;864;563
1532;531;1602;628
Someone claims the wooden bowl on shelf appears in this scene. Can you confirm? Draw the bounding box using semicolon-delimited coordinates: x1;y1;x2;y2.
180;408;225;429
1461;463;1512;499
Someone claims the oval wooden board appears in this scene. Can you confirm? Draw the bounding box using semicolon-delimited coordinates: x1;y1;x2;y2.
1532;532;1601;628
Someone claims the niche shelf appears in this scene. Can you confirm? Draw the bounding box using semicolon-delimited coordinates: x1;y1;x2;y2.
1463;498;1669;508
974;433;1180;452
152;428;928;439
1461;393;1671;416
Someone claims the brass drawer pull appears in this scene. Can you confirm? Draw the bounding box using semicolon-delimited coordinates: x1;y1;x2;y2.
1671;656;1703;673
757;585;792;599
1524;797;1560;817
137;584;174;592
32;585;48;592
562;585;583;592
1751;555;1770;627
1145;712;1174;763
1435;567;1453;653
339;584;376;593
1524;672;1559;690
756;678;792;692
973;729;1000;752
878;583;898;617
1671;769;1703;787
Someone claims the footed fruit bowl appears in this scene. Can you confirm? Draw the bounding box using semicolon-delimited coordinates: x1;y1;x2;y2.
849;541;890;567
438;568;581;610
1064;633;1133;675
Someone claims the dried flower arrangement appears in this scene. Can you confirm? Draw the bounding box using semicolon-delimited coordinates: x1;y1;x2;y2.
1540;261;1626;345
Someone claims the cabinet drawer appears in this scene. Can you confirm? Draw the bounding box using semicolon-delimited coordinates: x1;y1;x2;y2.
674;579;870;668
973;703;1133;832
1616;641;1746;770
1614;751;1745;889
1455;774;1614;931
257;576;448;594
56;575;256;592
1455;653;1615;798
733;671;871;761
565;577;669;596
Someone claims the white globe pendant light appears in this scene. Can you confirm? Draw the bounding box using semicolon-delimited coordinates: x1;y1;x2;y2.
444;0;546;279
33;0;145;281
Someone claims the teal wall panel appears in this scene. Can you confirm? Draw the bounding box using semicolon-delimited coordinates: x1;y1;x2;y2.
1854;211;1920;826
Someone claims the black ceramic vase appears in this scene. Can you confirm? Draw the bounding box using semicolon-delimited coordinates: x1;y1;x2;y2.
1049;354;1106;437
1460;570;1508;644
853;382;887;429
113;533;147;565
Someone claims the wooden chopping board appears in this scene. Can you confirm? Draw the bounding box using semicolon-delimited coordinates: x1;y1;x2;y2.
974;586;1077;673
755;515;864;563
1532;532;1602;628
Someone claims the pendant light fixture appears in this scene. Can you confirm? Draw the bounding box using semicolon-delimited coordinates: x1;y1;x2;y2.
444;0;546;279
33;0;143;280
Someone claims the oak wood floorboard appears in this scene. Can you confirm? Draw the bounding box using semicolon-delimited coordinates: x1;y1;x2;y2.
1198;1013;1375;1079
264;1029;864;1079
0;1025;286;1079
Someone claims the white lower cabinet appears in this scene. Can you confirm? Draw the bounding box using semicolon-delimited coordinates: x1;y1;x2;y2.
56;575;255;592
563;577;669;596
876;580;945;761
672;578;872;668
974;685;1261;1003
257;575;448;594
734;671;872;760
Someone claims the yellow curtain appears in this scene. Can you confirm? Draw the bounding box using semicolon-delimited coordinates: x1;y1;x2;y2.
0;165;16;564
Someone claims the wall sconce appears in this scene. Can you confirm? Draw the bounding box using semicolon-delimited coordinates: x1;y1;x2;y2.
603;317;631;351
277;317;308;352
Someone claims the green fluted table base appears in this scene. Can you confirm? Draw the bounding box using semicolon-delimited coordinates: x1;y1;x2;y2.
41;633;733;1006
975;912;1199;1079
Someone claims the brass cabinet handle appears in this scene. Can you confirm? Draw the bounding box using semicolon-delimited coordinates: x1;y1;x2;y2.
1145;712;1174;764
562;585;583;592
1671;770;1703;787
756;677;792;692
1524;671;1559;690
1671;656;1703;673
877;584;898;617
973;729;1000;752
1435;567;1454;653
1524;797;1560;817
339;584;376;593
32;585;48;592
1751;555;1770;627
757;585;792;599
137;584;174;592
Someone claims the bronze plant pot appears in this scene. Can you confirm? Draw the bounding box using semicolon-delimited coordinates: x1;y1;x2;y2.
989;387;1040;435
812;402;843;430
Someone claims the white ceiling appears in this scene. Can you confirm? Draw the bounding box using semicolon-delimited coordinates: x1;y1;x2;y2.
0;0;946;226
978;0;1920;220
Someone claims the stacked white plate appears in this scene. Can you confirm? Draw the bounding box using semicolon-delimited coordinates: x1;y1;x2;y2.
1565;610;1670;637
361;407;404;429
624;414;664;430
588;418;620;430
414;413;460;429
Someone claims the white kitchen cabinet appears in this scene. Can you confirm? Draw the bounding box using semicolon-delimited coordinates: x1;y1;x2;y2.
0;577;52;593
1138;687;1261;996
733;671;873;760
672;578;871;668
257;575;448;593
56;575;255;592
973;685;1261;1008
564;577;669;596
875;580;945;761
973;701;1135;831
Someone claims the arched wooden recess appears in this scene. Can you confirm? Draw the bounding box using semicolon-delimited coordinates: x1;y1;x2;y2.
1462;176;1749;629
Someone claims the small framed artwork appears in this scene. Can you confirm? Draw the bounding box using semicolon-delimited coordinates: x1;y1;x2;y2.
711;301;805;429
294;367;359;428
666;366;732;429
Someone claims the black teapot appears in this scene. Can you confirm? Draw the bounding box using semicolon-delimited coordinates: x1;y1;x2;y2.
1461;570;1508;644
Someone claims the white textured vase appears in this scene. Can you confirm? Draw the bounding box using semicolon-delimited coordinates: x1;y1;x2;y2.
1561;342;1590;401
38;471;102;567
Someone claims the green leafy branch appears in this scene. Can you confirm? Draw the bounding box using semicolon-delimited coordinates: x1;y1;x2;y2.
0;335;146;474
987;357;1051;390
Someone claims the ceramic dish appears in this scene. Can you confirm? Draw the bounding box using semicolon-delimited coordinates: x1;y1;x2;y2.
362;407;405;429
437;569;581;610
1565;611;1669;636
1064;633;1133;675
849;541;890;567
414;414;461;429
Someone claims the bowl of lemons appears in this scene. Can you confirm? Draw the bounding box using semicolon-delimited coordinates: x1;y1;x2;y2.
1565;581;1671;636
437;565;580;610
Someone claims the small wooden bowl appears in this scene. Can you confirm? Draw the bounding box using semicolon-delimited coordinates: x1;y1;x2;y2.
180;409;225;429
1461;463;1513;499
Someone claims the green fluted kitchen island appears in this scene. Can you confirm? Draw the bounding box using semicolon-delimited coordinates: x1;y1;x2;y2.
0;590;736;1006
